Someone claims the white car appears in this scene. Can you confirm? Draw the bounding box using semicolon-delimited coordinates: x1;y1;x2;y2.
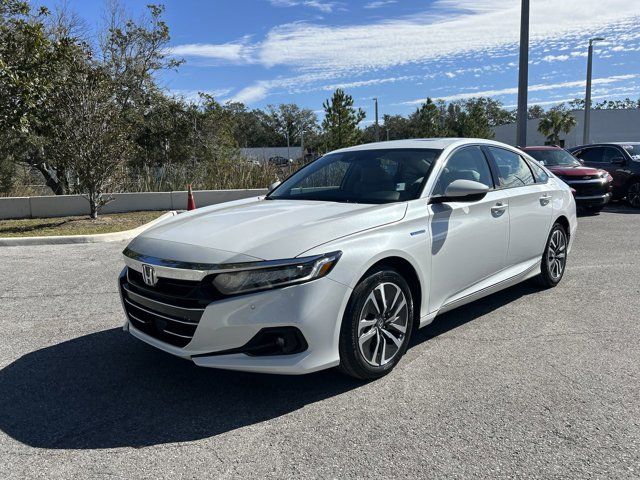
119;138;577;379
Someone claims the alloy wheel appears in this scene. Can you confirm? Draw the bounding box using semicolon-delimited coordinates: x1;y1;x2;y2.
547;229;567;281
357;282;409;367
628;182;640;208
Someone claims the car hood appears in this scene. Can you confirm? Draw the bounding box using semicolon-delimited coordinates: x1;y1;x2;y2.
547;165;604;177
131;197;407;261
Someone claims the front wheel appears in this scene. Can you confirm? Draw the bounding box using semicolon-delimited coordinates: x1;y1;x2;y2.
338;267;414;380
627;181;640;208
536;222;568;288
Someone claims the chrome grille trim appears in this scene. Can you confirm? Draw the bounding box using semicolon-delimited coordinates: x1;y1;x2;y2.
124;298;199;325
122;284;205;313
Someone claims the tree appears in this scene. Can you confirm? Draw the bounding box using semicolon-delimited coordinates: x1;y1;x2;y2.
537;107;577;145
47;62;132;218
266;103;318;153
527;105;545;119
321;89;366;150
410;98;445;138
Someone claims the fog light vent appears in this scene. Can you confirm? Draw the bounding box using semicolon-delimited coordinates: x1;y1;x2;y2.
243;327;308;356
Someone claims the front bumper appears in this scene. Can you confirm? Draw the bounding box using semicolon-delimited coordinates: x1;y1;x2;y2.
574;192;611;207
119;267;351;374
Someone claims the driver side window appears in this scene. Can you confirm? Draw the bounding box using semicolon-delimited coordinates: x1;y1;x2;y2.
433;146;494;196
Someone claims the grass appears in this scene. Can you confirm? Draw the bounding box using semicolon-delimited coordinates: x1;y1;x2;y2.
0;211;168;238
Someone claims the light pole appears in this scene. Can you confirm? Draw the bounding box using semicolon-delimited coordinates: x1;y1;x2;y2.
374;97;380;142
515;0;530;147
583;37;605;144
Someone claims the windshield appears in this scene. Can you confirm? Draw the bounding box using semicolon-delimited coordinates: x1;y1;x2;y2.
621;144;640;160
268;148;441;204
526;149;580;167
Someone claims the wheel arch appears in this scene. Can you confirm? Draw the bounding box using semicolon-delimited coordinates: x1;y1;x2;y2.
554;214;571;239
359;256;422;330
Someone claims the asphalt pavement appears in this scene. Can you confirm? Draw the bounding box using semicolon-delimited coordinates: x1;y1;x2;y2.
0;203;638;479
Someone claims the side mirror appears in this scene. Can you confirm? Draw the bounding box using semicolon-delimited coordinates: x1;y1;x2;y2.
611;157;626;166
268;181;281;193
430;179;490;204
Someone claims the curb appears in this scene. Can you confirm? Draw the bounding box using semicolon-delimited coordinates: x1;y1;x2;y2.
0;211;178;247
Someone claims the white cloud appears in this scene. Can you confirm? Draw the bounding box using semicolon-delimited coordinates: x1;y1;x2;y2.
269;0;335;13
364;1;397;9
542;54;570;62
229;83;272;104
171;0;640;104
254;0;640;73
402;74;640;104
169;38;253;63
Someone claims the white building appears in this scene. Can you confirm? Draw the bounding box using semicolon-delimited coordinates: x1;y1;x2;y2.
492;109;640;148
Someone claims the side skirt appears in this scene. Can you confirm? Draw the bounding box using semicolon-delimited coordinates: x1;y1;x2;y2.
435;261;541;316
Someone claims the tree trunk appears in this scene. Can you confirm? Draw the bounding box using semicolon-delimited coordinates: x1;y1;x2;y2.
32;162;65;195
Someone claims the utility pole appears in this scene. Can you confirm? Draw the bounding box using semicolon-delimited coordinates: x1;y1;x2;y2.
583;37;605;144
515;0;530;147
286;130;290;160
374;97;380;142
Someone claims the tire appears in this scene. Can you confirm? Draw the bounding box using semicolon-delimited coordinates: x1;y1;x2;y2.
338;267;414;380
536;222;568;288
627;180;640;208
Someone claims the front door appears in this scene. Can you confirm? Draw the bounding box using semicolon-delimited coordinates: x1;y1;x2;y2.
428;146;510;311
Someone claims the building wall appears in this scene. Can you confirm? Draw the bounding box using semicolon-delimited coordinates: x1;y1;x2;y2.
493;109;640;147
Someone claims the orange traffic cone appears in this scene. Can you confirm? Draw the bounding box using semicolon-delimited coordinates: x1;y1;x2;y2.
187;184;196;211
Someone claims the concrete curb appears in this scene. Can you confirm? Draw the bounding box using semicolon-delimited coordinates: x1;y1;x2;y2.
0;211;178;247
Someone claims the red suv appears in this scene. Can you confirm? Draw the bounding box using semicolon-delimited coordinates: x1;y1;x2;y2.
522;146;613;212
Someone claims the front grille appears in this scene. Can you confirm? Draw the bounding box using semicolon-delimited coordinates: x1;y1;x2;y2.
120;267;213;347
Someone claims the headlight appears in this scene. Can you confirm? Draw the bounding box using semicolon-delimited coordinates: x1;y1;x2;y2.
212;251;342;295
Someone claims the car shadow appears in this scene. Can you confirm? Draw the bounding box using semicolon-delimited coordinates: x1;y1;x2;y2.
411;281;540;345
0;283;540;451
601;202;639;214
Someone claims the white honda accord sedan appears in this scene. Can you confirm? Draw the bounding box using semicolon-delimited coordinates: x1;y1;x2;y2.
119;138;576;379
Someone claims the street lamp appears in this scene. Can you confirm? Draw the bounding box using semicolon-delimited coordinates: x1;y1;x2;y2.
583;37;605;144
515;0;530;147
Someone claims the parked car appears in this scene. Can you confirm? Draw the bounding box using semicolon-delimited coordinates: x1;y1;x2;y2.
268;156;293;167
567;143;640;208
119;139;576;380
522;146;613;212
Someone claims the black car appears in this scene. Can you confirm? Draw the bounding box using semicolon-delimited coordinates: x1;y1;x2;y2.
568;143;640;208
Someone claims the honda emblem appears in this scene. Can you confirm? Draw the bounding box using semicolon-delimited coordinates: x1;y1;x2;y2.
141;264;158;287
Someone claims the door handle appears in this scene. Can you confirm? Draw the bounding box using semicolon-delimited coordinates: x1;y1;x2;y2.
491;202;508;217
539;194;552;206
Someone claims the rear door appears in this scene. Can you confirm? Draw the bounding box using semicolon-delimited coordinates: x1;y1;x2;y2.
486;146;554;268
427;145;510;310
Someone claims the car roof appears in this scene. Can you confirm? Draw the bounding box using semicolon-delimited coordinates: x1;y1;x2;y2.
522;146;563;150
569;142;640;149
331;138;515;154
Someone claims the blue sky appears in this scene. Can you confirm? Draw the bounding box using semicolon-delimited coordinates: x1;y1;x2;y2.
37;0;640;123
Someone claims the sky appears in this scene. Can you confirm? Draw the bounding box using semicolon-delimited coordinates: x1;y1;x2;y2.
36;0;640;123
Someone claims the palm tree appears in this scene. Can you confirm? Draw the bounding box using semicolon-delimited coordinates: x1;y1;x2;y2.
537;109;577;145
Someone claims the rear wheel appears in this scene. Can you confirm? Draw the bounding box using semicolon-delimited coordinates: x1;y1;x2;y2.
536;222;568;288
338;267;414;380
627;181;640;208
